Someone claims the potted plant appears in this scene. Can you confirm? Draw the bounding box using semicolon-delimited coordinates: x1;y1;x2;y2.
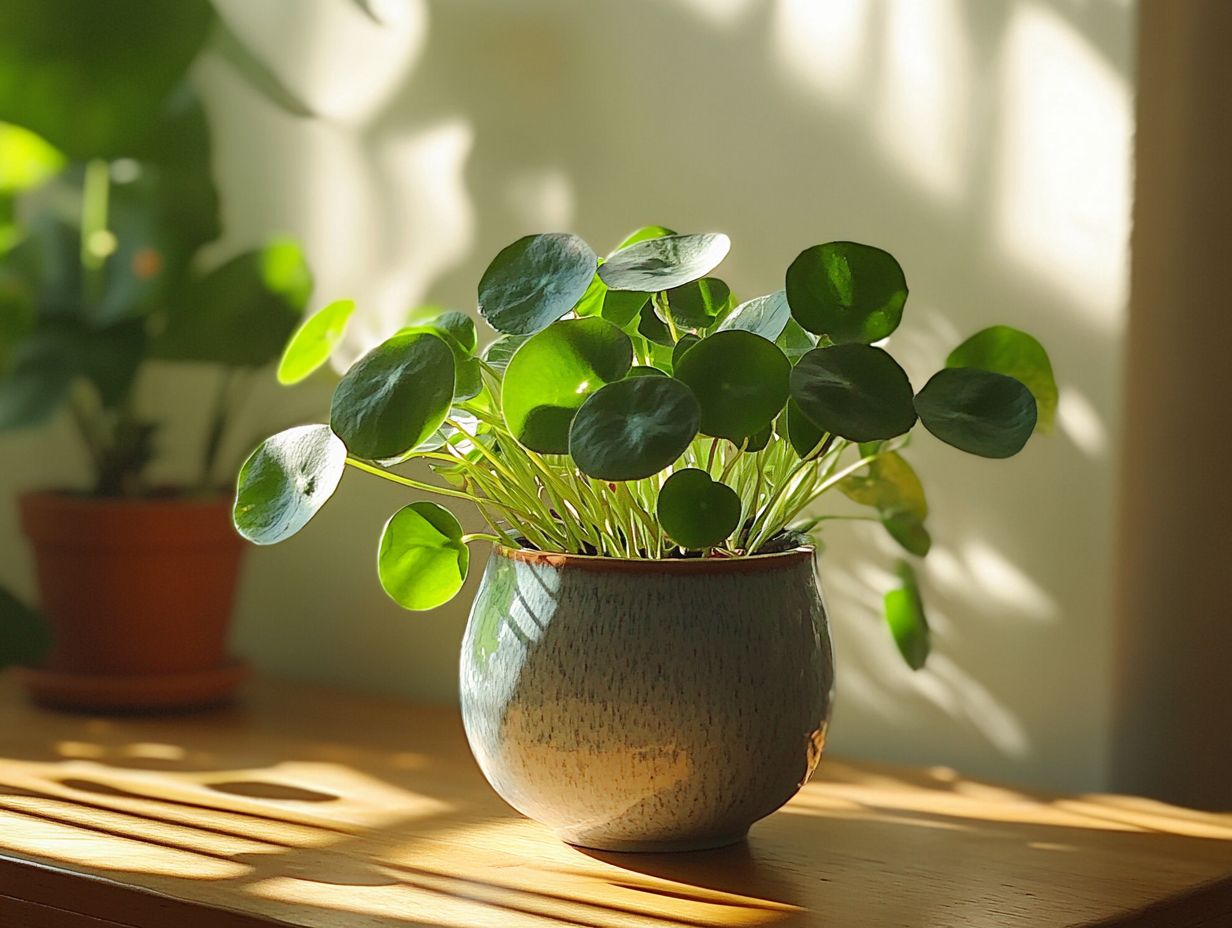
0;0;314;710
236;227;1056;851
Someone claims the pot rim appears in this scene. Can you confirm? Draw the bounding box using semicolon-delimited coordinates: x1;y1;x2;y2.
495;544;815;573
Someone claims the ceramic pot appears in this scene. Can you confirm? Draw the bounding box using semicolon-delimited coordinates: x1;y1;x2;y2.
17;491;248;712
460;545;834;852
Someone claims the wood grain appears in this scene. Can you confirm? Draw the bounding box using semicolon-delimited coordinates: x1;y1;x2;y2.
0;677;1227;927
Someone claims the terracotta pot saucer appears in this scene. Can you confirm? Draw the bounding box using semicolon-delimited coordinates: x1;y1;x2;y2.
17;659;249;713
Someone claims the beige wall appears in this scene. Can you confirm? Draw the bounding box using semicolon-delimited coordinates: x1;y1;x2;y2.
0;0;1136;795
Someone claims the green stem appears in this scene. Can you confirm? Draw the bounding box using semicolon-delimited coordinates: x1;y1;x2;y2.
80;158;111;305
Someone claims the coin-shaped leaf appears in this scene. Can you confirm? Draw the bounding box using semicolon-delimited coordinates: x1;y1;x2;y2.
782;398;825;459
503;317;633;453
599;233;731;292
377;501;469;611
569;376;701;480
717;290;792;341
673;330;790;441
277;298;355;385
789;344;917;442
478;233;598;335
946;325;1057;432
330;331;455;460
914;367;1037;458
233;424;347;545
657;468;741;549
786;241;907;344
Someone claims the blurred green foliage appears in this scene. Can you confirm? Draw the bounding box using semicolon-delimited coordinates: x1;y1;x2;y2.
0;0;313;497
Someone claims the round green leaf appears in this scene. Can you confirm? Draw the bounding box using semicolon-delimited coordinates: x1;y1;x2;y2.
786;242;907;344
377;502;469;611
884;560;929;671
665;277;732;328
946;325;1057;432
671;333;700;368
782;398;825;459
717;290;792;341
790;344;917;442
233;425;347;545
657;468;741;549
599;233;731;292
673;330;790;441
478;233;598;335
914;367;1037;458
277;299;356;385
569;376;701;480
503;317;633;453
330;331;455;460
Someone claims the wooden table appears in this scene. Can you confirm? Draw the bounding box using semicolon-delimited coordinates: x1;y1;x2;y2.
0;678;1228;927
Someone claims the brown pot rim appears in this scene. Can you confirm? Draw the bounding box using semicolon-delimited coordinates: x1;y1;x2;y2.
19;489;242;549
495;545;815;574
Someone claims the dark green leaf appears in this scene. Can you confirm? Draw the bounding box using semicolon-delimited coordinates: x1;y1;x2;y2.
673;331;790;441
884;560;929;670
626;365;668;378
330;331;456;460
672;333;700;368
915;368;1037;458
233;425;347;545
278;299;356;385
635;301;674;347
503;317;633;453
786;242;907;344
477;233;597;335
946;325;1057;432
790;344;917;442
153;238;313;366
0;586;52;670
782;398;826;459
599;233;730;292
0;0;213;159
717;290;792;341
569;376;701;480
657;468;741;549
378;501;469;611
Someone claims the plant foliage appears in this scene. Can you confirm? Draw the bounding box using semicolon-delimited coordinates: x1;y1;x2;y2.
236;230;1057;670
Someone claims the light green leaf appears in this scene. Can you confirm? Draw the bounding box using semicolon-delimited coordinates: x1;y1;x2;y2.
665;277;732;329
233;425;347;545
277;299;355;385
378;502;469;611
839;452;931;557
884;560;929;670
0;122;64;193
503;317;633;454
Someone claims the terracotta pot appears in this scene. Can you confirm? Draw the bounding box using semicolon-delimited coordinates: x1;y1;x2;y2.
460;545;834;852
16;491;248;711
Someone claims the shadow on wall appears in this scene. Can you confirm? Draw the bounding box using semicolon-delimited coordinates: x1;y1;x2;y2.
195;0;1133;794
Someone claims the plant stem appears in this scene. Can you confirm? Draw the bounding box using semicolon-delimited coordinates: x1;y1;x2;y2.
80;158;111;306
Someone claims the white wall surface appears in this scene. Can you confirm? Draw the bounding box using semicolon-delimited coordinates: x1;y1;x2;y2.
0;0;1135;794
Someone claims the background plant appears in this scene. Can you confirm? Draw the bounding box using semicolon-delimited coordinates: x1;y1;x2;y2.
0;0;320;669
236;227;1056;670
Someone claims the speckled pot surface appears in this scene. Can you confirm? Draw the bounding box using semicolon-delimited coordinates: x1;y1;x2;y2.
459;546;834;852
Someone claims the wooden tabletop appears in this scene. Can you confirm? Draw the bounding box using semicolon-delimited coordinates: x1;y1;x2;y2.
0;678;1228;928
